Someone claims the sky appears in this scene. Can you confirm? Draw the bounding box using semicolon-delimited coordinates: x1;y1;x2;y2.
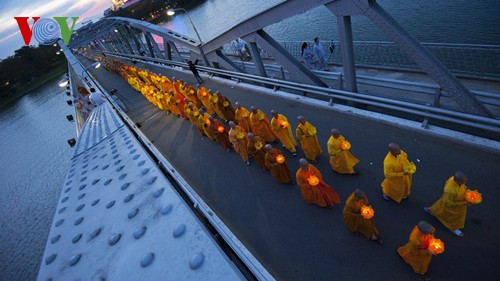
0;0;111;59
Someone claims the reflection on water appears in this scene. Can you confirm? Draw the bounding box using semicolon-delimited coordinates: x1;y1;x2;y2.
0;76;74;280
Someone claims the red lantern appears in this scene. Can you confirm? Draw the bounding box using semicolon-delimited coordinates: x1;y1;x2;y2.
465;190;482;204
361;205;375;219
428;238;445;255
276;154;285;164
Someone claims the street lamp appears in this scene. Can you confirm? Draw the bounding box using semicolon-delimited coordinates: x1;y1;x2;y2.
58;62;101;88
167;8;210;66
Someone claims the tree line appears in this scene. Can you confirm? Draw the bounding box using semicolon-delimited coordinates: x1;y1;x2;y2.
0;44;66;99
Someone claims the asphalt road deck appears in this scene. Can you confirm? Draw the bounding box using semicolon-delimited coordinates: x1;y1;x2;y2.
83;57;500;281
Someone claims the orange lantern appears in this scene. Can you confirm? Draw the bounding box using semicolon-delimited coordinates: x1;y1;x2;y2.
276;154;285;164
428;238;445;255
280;121;288;128
307;175;320;186
217;125;224;133
205;119;211;126
361;205;375;219
340;140;351;151
465;190;482;204
201;91;208;97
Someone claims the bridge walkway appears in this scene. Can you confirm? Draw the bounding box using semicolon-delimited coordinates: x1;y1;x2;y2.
84;57;500;281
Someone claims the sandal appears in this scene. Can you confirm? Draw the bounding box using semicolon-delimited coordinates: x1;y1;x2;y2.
450;229;464;237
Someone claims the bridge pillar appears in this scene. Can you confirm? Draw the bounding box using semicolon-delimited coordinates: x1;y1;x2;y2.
248;42;268;78
337;15;358;93
163;37;172;60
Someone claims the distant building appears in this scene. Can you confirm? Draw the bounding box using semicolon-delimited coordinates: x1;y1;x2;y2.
104;8;112;17
112;0;142;11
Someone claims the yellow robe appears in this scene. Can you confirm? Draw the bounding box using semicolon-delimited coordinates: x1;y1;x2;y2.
235;107;251;132
271;114;297;153
196;87;216;115
381;150;412;203
296;164;341;208
429;177;468;230
250;110;276;143
248;137;267;171
327;135;359;174
197;113;214;141
209;94;226;119
228;126;249;162
343;193;379;239
296;122;322;161
397;226;433;274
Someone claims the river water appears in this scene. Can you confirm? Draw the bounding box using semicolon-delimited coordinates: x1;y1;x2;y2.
1;0;498;280
0;77;74;280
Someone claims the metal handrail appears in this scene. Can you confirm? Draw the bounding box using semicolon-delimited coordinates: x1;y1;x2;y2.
94;50;500;134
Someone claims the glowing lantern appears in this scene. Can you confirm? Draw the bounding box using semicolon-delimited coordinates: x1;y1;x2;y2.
340;140;351;151
403;161;417;174
276;154;285;164
205;119;211;126
237;132;245;139
308;127;317;135
307;175;320;186
217;126;224;133
201;90;208;97
465;190;482;204
361;205;375;219
280;121;288;128
428;238;445;255
223;101;229;107
255;141;263;150
258;114;265;121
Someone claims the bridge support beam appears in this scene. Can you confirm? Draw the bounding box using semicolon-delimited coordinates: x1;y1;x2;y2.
167;40;184;62
215;50;247;73
244;30;327;87
117;26;135;55
163;37;172;60
337;15;358;93
248;42;268;78
145;32;164;59
124;25;142;54
325;0;493;117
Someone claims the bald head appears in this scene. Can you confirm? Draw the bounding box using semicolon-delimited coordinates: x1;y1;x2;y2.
247;133;254;139
388;143;401;156
297;115;305;122
417;221;435;234
299;158;309;168
454;171;468;185
354;189;366;199
229;121;236;128
331;128;340;137
208;116;214;121
265;144;272;151
251;106;257;113
235;101;240;107
270;109;277;116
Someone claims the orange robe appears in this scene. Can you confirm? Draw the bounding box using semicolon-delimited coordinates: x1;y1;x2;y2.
343;193;379;239
250;110;276;143
228;125;249;162
235;107;251;132
248;137;268;171
296;122;322;161
209;94;226;119
327;135;359;174
197;87;215;115
271;114;297;153
209;119;231;150
182;85;202;108
265;148;292;183
381;150;412;203
296;164;341;208
198;113;214;141
397;226;433;274
429;177;468;230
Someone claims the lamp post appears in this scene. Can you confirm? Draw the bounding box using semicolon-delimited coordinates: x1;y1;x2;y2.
167;8;210;67
59;62;101;88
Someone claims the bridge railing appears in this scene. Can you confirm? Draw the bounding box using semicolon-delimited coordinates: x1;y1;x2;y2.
222;40;500;80
88;50;500;136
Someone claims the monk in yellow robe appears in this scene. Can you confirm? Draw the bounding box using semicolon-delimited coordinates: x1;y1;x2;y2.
381;143;413;202
264;144;293;184
296;116;322;162
209;92;226;119
248;133;268;171
214;92;236;122
234;102;251;132
327;129;359;174
397;221;436;281
197;87;215;115
296;158;341;208
182;82;202;108
185;103;204;137
228;121;250;165
250;106;276;143
208;116;231;151
425;172;470;237
270;110;297;155
197;108;214;141
343;189;382;243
